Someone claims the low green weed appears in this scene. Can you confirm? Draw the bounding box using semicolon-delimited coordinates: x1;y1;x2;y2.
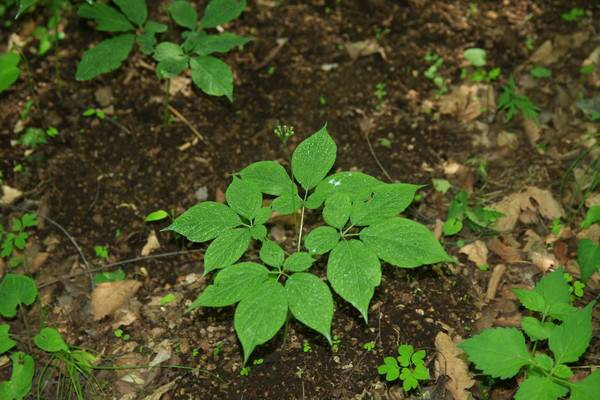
93;245;109;259
462;48;501;83
0;51;20;93
167;125;451;363
442;191;502;236
1;213;38;268
145;209;170;222
82;108;105;120
378;344;429;394
18;127;58;149
530;66;552;79
424;52;448;95
561;7;584;22
497;76;539;122
459;268;599;400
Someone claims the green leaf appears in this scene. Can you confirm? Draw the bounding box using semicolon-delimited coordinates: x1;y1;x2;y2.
0;324;16;354
570;370;600;400
515;376;567;400
200;0;246;28
189;262;269;308
0;352;34;400
145;210;169;222
226;177;262;219
93;268;125;284
153;42;189;79
577;239;600;283
400;368;420;392
285;273;333;343
514;267;571;316
554;364;573;379
0;274;38;318
253;207;272;225
447;191;468;219
312;171;382;207
166;201;241;242
239;161;295;196
442;217;463;236
350;183;422;226
77;3;134;32
463;48;487;67
412;350;426;366
234;279;288;363
283;252;314;272
76;34;135;81
413;363;430;380
458;327;532;379
0;52;20;93
549;301;595;364
188;32;251;56
378;357;400;381
259;240;284;267
190;55;233;101
582;205;600;229
398;344;414;367
168;0;197;30
16;0;37;18
304;226;340;255
291;126;337;190
34;327;69;353
249;224;267;240
521;316;555;340
534;353;554;372
160;293;177;305
432;178;451;194
204;228;251;273
137;20;168;55
271;193;302;215
327;240;381;322
360;217;452;268
530;66;552;79
20;214;37;228
323;192;351;229
114;0;147;27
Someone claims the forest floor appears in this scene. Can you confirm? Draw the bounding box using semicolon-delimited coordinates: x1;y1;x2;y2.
0;0;599;399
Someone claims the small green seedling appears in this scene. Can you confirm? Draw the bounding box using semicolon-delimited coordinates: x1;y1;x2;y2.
498;76;539;122
443;191;502;236
374;82;387;102
363;341;376;351
459;268;599;400
378;138;392;148
378;344;430;394
114;329;130;341
154;0;250;101
331;335;341;353
168;125;451;364
1;213;37;268
561;7;584;22
580;64;596;76
303;341;312;353
93;268;125;284
76;0;167;81
431;178;451;194
563;273;584;299
253;358;264;366
0;51;20;93
82;108;105;120
240;366;250;376
160;293;177;305
424;52;447;95
550;218;565;236
145;209;169;222
462;48;501;83
213;342;223;357
93;245;109;259
18;127;59;149
530;66;552;79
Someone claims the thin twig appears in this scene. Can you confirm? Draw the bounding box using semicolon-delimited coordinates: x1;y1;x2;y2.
105;117;132;135
38;249;203;289
167;104;206;143
361;130;394;182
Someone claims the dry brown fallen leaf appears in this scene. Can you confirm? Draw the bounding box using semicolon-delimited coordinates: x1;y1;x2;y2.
459;240;488;268
434;332;474;400
0;185;23;205
486;264;507;301
438;84;495;122
143;380;178;400
141;230;160;256
492;186;564;232
487;237;521;263
91;280;141;320
345;39;387;61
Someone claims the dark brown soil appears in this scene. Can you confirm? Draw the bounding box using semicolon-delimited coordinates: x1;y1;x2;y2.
1;0;599;399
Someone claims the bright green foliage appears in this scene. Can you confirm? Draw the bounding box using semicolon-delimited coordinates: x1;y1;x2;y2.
34;327;69;353
443;191;502;236
0;352;34;400
145;209;169;222
93;268;125;284
460;267;599;399
1;213;37;267
93;245;109;259
498;76;539;122
0;274;38;318
530;66;552;79
423;52;447;94
0;52;20;93
0;324;16;354
156;0;249;100
378;344;429;393
561;7;584;22
76;0;166;80
577;239;600;283
463;48;486;67
581;205;600;229
432;178;451;194
172;126;450;362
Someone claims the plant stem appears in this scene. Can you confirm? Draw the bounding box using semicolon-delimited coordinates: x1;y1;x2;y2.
281;310;292;348
296;191;309;252
282;144;298;231
163;79;171;125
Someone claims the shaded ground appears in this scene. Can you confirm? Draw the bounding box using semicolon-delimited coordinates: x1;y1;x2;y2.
1;0;599;399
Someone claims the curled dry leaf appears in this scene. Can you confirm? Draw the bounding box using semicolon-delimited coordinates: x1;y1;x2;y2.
486;264;506;301
141;230;160;256
438;84;495;122
492;187;564;232
91;280;141;320
434;332;474;400
459;240;488;268
487;237;521;263
0;185;23;205
345;39;387;61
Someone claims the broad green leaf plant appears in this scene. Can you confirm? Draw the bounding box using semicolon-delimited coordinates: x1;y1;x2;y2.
0;51;20;93
378;344;430;394
156;0;250;101
166;125;452;363
459;268;600;400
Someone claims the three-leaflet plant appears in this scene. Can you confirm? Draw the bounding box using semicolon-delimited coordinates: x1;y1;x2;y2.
166;125;452;363
459;268;600;399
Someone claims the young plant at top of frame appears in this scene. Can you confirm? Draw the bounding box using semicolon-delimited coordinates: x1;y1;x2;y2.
154;0;250;101
165;125;453;363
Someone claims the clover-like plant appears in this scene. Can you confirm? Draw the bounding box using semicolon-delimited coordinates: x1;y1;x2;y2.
154;0;250;101
166;125;452;363
378;344;430;393
459;268;600;400
76;0;167;80
1;213;38;268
